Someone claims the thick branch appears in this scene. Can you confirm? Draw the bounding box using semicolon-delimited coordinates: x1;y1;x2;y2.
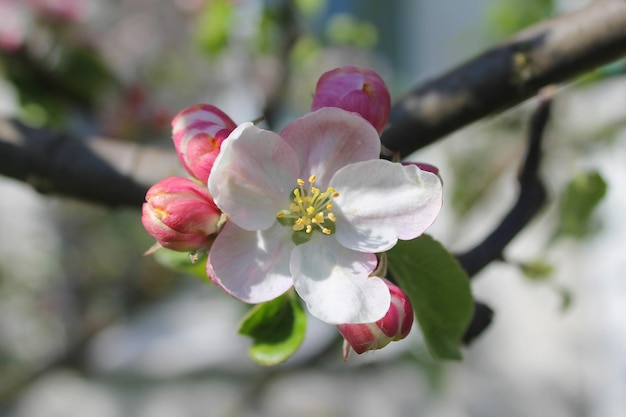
0;119;183;207
382;0;626;157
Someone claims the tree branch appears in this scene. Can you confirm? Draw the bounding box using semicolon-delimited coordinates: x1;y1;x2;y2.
0;119;183;207
459;89;553;344
1;2;623;205
381;0;626;157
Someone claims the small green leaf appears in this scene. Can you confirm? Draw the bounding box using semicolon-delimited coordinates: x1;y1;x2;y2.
519;259;554;281
556;170;607;238
153;248;209;281
238;290;307;366
387;235;474;360
194;0;233;57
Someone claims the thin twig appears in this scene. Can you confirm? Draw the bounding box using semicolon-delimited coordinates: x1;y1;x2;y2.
458;88;553;344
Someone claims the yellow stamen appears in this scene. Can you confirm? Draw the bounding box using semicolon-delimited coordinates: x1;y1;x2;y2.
278;173;339;237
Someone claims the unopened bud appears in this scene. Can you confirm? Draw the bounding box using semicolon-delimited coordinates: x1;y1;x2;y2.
337;279;413;359
311;66;391;133
141;177;222;252
171;104;237;183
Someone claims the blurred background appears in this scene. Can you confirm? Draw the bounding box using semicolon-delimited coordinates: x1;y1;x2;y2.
1;0;625;416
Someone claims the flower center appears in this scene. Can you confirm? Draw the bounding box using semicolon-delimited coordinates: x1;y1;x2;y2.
277;174;338;236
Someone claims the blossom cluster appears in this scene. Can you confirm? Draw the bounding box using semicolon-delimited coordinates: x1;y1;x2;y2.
142;66;443;357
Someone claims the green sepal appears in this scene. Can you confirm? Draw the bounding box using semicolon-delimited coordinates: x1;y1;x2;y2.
153;248;209;281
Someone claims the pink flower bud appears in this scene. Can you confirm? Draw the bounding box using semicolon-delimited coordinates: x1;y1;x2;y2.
311;66;391;133
141;177;222;252
171;104;237;183
337;279;414;359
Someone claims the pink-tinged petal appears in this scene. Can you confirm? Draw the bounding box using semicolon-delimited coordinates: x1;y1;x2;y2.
207;222;294;303
331;160;443;252
311;66;391;133
290;236;388;324
279;107;381;188
171;104;237;182
209;122;299;231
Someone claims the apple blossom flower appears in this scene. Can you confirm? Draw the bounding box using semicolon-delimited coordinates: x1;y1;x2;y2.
142;176;222;252
311;66;391;133
206;107;442;324
171;104;237;183
337;279;414;359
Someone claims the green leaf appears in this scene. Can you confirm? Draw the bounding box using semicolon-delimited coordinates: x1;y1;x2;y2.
194;0;233;57
153;248;209;281
387;235;474;360
519;259;554;281
556;170;608;238
238;290;307;366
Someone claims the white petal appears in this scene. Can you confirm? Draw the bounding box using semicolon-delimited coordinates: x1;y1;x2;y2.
207;222;295;303
331;160;443;252
280;108;381;188
290;236;388;324
209;123;299;231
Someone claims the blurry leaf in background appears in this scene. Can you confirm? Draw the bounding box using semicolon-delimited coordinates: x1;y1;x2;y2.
577;58;626;86
289;35;321;69
486;0;553;37
387;235;474;361
0;44;116;127
555;170;607;238
325;13;378;49
194;0;234;57
295;0;327;17
519;259;554;281
238;290;307;366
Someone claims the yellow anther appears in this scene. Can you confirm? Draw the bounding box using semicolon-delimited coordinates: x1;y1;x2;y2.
280;174;340;237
